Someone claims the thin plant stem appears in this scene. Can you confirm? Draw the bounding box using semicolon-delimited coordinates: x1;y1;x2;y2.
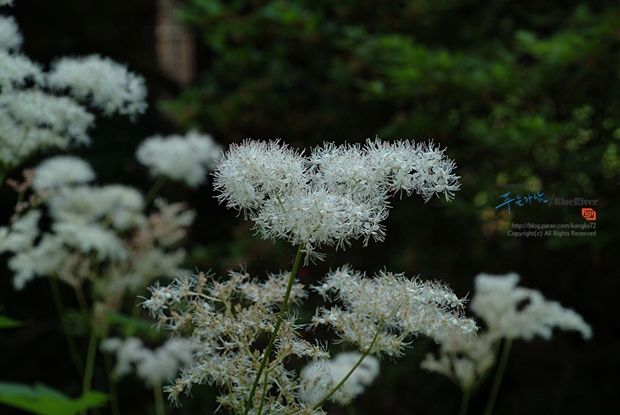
123;296;144;338
48;278;84;375
483;338;513;415
103;353;121;415
143;175;167;206
153;379;165;415
243;243;304;415
459;387;471;415
312;318;385;410
255;369;270;415
81;330;99;415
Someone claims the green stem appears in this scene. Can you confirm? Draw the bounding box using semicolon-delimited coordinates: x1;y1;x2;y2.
123;296;143;338
103;353;121;415
312;318;385;410
81;330;99;414
459;387;471;415
143;175;167;206
153;379;165;415
346;402;357;415
483;338;513;415
49;278;84;375
255;369;270;415
243;243;304;415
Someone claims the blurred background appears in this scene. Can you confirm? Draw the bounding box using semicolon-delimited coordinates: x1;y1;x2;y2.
1;0;618;414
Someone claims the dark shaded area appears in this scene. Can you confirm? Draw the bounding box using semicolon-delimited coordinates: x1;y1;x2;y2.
1;0;618;414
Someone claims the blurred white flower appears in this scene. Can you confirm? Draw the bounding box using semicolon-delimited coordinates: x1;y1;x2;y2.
101;337;193;386
136;132;221;187
47;184;146;231
299;352;380;405
0;210;41;253
47;55;147;118
0;90;94;168
0;15;21;51
471;272;592;341
0;51;43;91
33;156;95;191
421;330;496;391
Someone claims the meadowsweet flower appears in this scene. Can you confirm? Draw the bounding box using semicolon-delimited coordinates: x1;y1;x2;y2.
7;184;150;289
9;234;68;290
0;210;41;253
253;183;389;253
143;271;327;411
213;139;308;213
47;55;147;118
0;51;44;91
136;132;222;187
420;331;496;391
101;337;193;386
47;184;146;231
214;138;460;262
53;221;128;260
299;352;380;405
0;15;21;51
312;266;477;358
0;90;94;169
32;156;95;190
470;273;592;341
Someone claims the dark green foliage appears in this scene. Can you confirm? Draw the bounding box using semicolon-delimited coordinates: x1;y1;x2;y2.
2;1;618;414
165;1;618;413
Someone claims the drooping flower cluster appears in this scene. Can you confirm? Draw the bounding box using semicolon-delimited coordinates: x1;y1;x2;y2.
213;138;460;261
136;131;222;187
421;272;592;391
312;266;478;358
101;337;194;387
142;271;328;414
299;351;380;406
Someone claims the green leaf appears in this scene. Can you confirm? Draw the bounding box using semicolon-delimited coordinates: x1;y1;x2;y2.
103;311;162;341
0;382;107;415
0;314;24;328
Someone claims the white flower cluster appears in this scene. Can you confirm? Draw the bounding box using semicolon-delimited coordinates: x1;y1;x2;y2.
0;157;193;303
420;331;496;391
312;266;478;358
101;337;193;387
32;155;96;190
0;14;146;171
47;55;147;118
0;14;20;51
143;271;328;413
136;131;222;187
421;272;592;391
214;138;460;261
471;272;592;341
299;351;380;406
